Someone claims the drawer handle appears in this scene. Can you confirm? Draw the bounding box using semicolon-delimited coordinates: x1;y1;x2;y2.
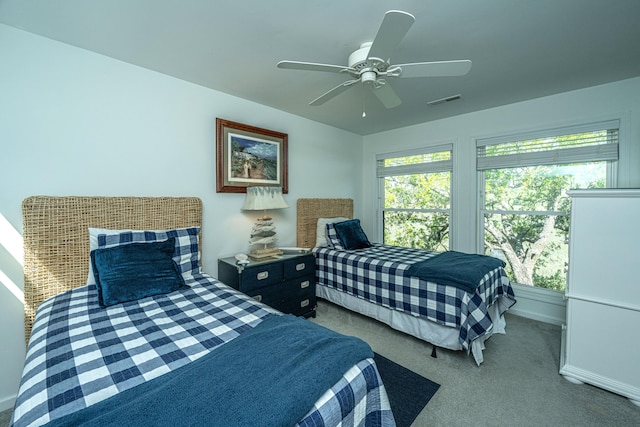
296;263;306;271
257;271;269;280
300;280;310;289
253;295;263;302
300;299;310;308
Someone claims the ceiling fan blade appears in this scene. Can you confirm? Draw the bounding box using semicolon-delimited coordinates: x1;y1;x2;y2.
309;79;359;106
277;60;354;74
367;10;415;62
394;60;472;78
373;82;402;109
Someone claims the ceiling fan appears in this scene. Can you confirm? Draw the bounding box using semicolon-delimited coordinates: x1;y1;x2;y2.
277;10;471;110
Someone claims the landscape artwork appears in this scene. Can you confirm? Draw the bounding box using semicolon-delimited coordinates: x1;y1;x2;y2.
228;133;279;184
216;118;288;193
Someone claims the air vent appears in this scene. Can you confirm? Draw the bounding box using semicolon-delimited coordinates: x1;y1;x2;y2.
427;94;462;106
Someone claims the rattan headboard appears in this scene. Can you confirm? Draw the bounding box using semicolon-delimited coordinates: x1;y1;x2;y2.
21;196;202;342
296;198;353;248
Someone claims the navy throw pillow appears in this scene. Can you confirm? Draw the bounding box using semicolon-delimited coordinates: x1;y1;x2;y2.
333;219;372;250
91;238;185;307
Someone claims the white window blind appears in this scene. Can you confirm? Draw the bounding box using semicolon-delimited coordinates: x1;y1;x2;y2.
476;120;619;170
377;144;453;177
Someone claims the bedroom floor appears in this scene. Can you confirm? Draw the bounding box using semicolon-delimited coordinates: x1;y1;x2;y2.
311;300;639;427
3;301;638;427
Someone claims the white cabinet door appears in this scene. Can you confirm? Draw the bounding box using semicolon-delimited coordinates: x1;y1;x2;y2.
567;193;640;303
561;189;640;407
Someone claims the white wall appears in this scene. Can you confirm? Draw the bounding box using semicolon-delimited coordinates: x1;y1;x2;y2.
0;25;363;411
3;21;640;412
361;76;640;324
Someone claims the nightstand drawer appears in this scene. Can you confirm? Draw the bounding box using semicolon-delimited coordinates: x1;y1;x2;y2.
283;255;314;278
282;293;317;317
218;253;316;318
239;263;283;292
246;287;282;308
286;276;316;315
246;280;294;307
288;276;314;296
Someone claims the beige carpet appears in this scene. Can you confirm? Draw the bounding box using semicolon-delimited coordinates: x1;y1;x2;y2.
310;299;639;427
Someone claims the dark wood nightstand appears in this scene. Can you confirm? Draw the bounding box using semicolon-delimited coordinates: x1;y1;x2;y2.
217;253;317;318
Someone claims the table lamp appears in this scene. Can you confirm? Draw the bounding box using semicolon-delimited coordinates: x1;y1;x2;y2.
241;186;289;259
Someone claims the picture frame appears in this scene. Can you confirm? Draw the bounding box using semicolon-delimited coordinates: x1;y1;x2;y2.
216;118;288;193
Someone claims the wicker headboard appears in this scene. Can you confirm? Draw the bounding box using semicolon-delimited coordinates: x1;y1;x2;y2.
296;198;353;248
21;196;202;342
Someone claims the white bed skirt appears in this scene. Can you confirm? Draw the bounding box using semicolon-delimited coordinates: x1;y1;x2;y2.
316;284;507;365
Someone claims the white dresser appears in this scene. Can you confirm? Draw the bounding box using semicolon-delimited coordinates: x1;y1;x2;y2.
560;189;640;406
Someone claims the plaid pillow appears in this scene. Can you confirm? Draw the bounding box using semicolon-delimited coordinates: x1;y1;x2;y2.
326;223;345;250
87;226;201;285
315;217;350;247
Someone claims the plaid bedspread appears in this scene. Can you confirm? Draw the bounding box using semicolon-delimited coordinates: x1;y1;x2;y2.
314;244;516;350
11;274;394;427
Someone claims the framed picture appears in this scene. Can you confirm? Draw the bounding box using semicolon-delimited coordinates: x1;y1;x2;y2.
216;118;288;193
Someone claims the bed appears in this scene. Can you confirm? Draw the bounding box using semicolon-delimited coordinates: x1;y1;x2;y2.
11;196;395;427
296;198;516;365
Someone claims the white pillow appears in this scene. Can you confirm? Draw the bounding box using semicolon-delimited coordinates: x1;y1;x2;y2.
315;217;350;247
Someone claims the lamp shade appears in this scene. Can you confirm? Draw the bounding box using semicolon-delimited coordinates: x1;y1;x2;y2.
241;186;289;211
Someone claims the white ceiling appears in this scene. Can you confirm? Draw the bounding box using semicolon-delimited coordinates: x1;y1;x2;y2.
2;0;640;135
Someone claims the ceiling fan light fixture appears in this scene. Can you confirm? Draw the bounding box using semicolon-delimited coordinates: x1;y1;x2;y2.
361;70;377;84
427;94;462;106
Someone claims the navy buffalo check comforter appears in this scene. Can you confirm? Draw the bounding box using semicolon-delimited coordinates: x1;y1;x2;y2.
11;274;394;427
314;244;516;351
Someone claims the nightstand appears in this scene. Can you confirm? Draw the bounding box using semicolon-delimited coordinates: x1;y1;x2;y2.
218;253;317;318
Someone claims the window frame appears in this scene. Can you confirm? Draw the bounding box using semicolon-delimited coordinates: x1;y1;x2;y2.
475;121;619;290
376;144;453;250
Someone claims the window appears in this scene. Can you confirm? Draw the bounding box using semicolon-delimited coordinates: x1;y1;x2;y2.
377;145;452;251
477;120;619;291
